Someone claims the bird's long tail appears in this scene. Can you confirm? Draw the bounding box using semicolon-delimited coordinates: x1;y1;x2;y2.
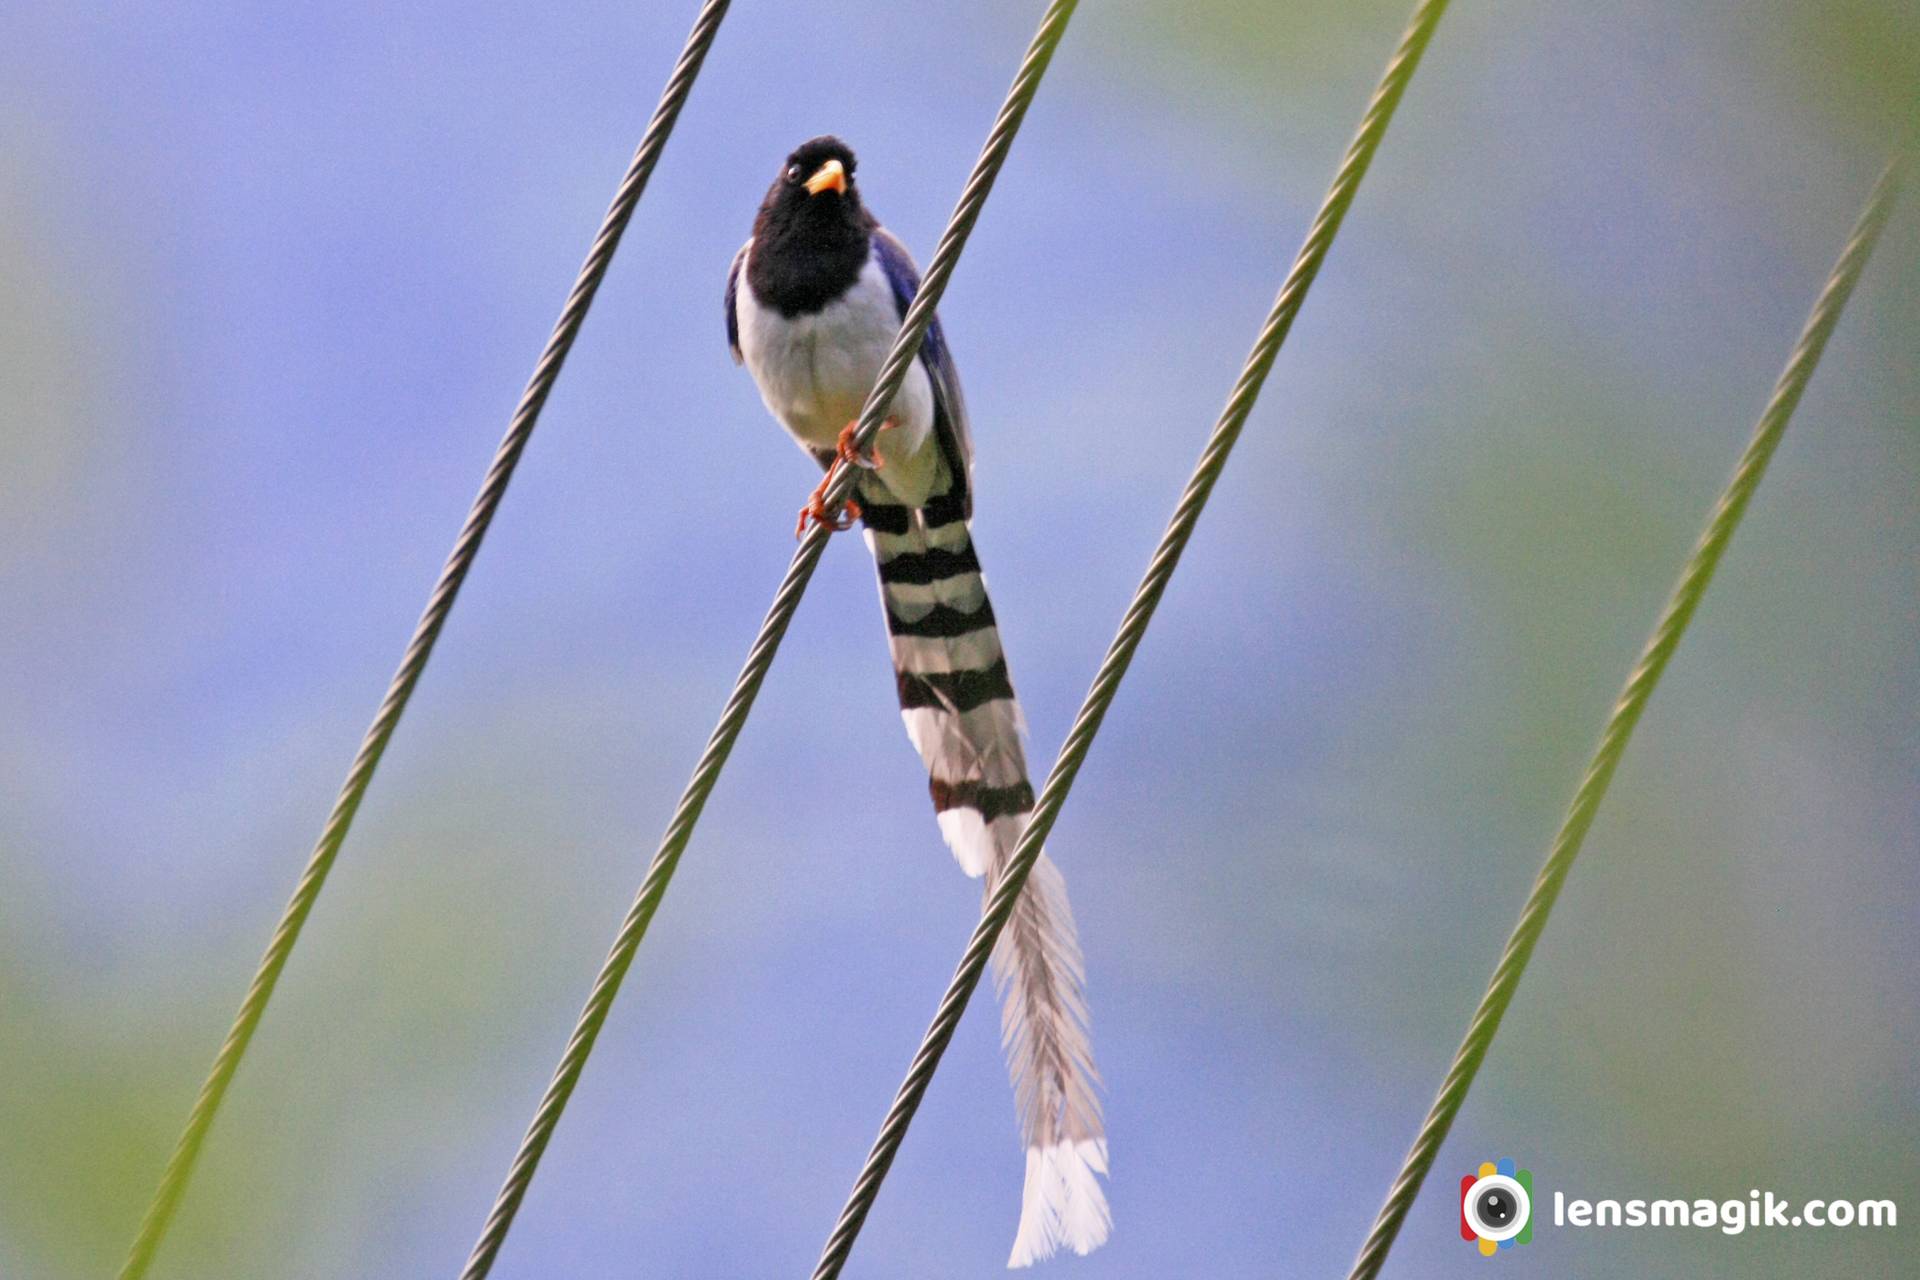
858;472;1109;1268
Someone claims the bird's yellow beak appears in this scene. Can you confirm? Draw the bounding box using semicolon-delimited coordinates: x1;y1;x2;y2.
804;158;848;196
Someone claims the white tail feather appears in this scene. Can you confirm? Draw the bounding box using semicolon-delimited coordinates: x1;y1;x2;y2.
936;808;1023;878
990;850;1106;1267
1008;1139;1112;1267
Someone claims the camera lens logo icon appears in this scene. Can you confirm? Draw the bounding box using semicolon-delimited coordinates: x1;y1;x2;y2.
1460;1159;1532;1256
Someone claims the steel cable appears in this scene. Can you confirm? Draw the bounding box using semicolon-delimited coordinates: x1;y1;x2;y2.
115;4;733;1276
810;1;1454;1274
455;3;1081;1276
1345;156;1905;1280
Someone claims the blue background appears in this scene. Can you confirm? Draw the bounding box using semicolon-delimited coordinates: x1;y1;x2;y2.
1;2;1915;1276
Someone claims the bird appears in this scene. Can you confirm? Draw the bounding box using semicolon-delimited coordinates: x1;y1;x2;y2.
726;136;1109;1267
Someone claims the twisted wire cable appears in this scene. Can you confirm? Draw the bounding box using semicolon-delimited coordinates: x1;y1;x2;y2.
456;4;1081;1276
1345;156;1905;1280
810;2;1454;1275
114;5;733;1276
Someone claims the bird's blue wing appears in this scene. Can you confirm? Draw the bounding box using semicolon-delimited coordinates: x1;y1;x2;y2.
872;228;973;506
725;241;748;364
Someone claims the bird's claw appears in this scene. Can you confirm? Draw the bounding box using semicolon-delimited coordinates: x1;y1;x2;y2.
796;479;861;539
796;419;893;537
836;419;894;470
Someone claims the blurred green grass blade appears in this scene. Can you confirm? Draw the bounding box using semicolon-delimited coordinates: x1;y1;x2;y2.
1346;154;1906;1280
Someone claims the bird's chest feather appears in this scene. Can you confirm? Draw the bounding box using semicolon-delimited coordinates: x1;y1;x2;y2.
738;255;933;455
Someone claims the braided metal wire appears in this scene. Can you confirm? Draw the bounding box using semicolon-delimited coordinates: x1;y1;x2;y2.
455;4;1081;1276
114;6;733;1277
1345;156;1905;1280
809;2;1454;1275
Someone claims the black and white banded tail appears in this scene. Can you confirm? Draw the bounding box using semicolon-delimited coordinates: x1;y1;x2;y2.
858;470;1109;1267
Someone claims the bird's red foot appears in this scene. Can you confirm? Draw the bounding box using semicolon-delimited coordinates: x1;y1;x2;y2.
836;418;897;470
796;473;862;538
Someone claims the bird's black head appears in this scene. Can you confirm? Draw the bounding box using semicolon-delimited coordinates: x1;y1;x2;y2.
767;135;863;215
748;135;874;317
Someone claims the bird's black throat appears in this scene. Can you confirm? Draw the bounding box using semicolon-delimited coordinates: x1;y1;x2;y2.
747;138;873;318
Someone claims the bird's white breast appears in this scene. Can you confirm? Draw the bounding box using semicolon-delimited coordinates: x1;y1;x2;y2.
736;244;936;458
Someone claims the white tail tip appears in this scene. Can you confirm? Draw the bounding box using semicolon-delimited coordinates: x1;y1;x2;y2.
1007;1139;1111;1268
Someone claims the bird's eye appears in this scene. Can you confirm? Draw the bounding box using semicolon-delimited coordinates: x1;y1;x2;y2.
785;163;803;182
